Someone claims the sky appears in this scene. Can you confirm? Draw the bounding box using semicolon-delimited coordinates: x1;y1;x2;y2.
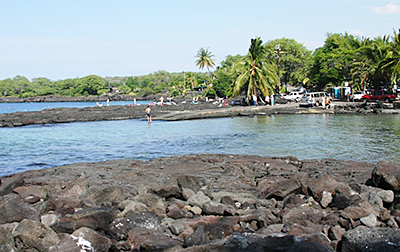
0;0;399;81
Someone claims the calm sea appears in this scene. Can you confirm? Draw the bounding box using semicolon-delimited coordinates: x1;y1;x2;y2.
1;103;400;177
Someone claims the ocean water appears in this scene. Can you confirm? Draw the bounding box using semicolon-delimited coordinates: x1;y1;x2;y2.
1;113;400;177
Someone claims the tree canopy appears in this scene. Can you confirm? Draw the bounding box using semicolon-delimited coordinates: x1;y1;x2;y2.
1;29;399;99
232;37;278;100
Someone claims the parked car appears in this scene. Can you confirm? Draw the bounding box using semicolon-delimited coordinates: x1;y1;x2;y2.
272;95;289;104
361;89;397;103
352;91;365;101
299;92;327;107
283;91;304;102
230;96;248;106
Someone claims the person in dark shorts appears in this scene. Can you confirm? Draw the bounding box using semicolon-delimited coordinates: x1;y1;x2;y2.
145;106;152;122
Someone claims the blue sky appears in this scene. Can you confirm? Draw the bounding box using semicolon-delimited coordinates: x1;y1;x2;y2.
0;0;399;81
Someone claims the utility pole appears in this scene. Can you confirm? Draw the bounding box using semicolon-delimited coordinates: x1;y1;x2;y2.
275;44;281;94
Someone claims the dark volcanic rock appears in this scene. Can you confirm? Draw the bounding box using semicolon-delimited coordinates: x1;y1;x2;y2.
0;223;18;251
371;160;400;192
264;176;303;200
184;223;210;247
0;174;25;196
72;227;112;252
128;226;183;251
13;219;60;252
108;211;161;241
340;226;400;252
0;154;399;251
51;207;113;234
0;194;40;224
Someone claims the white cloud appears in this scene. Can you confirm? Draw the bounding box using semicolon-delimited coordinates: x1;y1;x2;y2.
373;3;400;14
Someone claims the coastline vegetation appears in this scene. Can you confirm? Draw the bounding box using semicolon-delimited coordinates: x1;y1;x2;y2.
0;30;399;100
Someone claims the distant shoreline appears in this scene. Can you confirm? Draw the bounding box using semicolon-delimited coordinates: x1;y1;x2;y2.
0;95;150;103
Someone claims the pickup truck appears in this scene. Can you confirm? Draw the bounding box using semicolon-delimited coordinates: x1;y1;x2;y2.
361;90;397;103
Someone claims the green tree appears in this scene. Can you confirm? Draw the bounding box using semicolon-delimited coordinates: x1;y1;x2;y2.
213;70;232;97
185;72;198;90
118;85;131;94
232;37;278;100
76;75;105;95
383;29;400;85
353;36;392;90
195;47;216;78
351;38;374;91
217;54;246;72
31;77;56;96
12;76;32;97
264;38;313;88
311;33;362;90
125;76;140;90
54;78;78;96
0;78;15;96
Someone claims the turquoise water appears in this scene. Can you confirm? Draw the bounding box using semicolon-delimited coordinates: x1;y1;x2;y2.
1;113;400;177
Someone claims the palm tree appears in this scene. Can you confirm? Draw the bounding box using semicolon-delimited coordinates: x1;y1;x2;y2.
232;37;278;101
351;38;373;91
185;72;198;90
352;36;392;90
383;29;400;84
195;47;216;78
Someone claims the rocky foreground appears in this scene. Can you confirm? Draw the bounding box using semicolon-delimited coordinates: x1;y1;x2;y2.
1;154;400;251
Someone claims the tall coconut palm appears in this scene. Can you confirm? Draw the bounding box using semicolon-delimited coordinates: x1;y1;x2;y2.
232;37;278;101
195;47;216;78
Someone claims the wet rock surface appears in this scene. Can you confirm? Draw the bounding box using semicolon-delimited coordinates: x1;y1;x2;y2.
1;154;400;251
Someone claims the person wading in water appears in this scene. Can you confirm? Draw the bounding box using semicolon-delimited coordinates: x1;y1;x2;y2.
145;106;152;122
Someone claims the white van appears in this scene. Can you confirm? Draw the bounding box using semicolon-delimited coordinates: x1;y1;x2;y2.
299;92;327;107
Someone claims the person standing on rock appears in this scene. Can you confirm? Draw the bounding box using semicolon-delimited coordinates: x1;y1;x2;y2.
252;93;257;106
145;106;152;122
265;95;270;105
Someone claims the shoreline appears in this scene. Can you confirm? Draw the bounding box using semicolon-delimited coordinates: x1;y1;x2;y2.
1;101;399;127
0;94;145;103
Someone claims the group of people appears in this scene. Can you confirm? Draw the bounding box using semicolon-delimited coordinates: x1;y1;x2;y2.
310;95;331;109
252;94;275;106
96;98;110;107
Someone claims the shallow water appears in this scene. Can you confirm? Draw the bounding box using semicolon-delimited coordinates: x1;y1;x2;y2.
1;114;400;177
